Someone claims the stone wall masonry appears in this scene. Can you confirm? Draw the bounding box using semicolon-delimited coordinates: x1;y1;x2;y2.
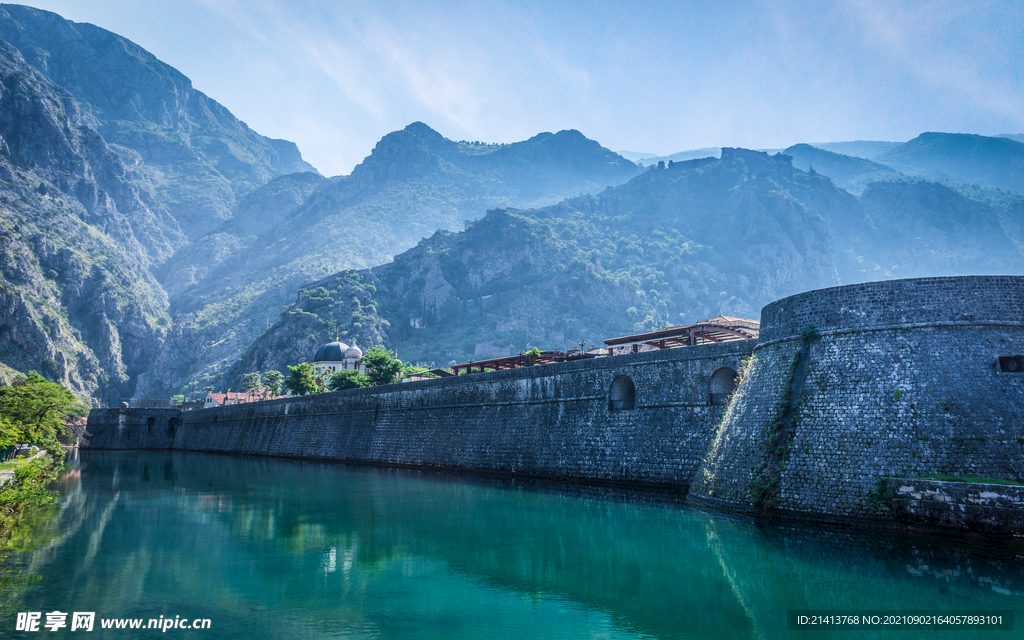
883;478;1024;536
86;341;754;491
86;276;1024;534
690;276;1024;531
759;275;1024;343
85;407;181;449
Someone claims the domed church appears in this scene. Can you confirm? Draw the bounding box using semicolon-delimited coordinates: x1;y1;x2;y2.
312;340;365;378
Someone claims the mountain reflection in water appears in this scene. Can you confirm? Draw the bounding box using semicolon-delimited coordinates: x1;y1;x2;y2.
2;451;1021;639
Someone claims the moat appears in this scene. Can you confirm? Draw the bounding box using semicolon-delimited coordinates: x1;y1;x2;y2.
4;451;1022;639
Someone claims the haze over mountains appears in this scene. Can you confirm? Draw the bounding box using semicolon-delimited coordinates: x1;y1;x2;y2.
0;4;1021;401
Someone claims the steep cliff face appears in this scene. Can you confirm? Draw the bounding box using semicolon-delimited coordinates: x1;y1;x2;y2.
0;5;325;400
0;41;169;395
0;3;318;242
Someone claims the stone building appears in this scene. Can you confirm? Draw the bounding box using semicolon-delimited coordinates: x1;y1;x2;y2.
312;340;365;379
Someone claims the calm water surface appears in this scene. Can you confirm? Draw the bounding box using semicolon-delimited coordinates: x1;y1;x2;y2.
2;451;1022;639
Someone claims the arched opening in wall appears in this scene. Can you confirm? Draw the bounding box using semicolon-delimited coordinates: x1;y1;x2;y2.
146;416;155;436
609;375;636;411
167;417;179;439
999;356;1024;373
709;367;739;406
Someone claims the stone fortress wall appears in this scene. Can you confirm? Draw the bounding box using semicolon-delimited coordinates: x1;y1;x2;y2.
86;408;181;451
89;340;753;492
689;276;1024;527
87;276;1024;532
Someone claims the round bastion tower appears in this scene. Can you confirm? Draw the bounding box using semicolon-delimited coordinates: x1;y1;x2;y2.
689;275;1024;521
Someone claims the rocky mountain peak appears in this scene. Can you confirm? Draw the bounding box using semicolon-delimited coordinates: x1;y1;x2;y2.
349;127;443;190
403;121;451;148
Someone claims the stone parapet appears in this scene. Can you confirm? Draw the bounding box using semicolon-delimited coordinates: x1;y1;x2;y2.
759;275;1024;343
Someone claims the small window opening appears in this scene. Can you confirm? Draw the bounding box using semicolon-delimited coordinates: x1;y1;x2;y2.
146;416;155;435
609;375;636;411
999;356;1024;373
709;367;740;406
167;417;179;439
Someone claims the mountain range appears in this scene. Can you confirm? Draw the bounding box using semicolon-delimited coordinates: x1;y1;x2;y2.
231;146;1023;375
0;4;1021;401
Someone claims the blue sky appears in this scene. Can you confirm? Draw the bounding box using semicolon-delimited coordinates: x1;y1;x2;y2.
16;0;1024;176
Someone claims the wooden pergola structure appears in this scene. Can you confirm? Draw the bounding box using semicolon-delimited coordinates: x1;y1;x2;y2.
603;315;759;355
449;349;599;375
445;316;758;375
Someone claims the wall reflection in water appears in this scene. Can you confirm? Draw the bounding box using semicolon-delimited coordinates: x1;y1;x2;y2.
4;451;1022;639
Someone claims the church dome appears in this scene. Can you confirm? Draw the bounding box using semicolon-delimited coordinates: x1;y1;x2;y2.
345;344;363;359
313;341;349;362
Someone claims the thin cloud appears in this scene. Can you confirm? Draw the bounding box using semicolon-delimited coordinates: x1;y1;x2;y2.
192;0;272;46
842;0;1024;125
361;19;486;134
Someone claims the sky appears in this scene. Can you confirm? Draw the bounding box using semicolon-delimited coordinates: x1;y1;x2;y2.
14;0;1024;176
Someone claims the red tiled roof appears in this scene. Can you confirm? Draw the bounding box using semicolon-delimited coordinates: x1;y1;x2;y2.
205;390;284;405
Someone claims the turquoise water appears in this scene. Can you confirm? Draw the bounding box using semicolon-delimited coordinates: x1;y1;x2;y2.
3;450;1022;639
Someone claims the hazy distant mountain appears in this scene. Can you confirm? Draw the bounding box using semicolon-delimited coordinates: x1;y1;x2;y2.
999;134;1024;144
785;142;1024;207
228;149;843;372
137;122;641;396
616;150;659;162
629;140;903;167
877;132;1024;193
632;148;722;166
0;3;317;243
854;180;1022;278
231;147;1024;373
810;140;901;160
784;144;903;195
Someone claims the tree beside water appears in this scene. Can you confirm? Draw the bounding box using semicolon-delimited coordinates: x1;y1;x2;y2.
0;371;85;536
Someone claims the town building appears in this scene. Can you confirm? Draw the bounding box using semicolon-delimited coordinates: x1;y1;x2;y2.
204;390;282;408
312;340;365;379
